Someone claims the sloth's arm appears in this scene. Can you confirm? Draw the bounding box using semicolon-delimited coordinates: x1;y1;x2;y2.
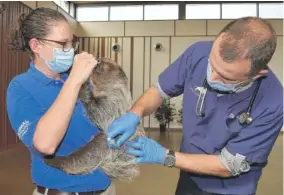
44;133;108;175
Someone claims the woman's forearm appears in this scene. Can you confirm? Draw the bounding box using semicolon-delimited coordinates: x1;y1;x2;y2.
130;87;163;118
33;77;81;155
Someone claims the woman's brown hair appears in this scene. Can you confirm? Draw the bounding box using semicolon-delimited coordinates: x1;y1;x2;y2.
8;7;67;58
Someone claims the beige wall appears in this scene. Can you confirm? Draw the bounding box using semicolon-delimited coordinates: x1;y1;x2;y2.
76;19;283;129
20;1;78;35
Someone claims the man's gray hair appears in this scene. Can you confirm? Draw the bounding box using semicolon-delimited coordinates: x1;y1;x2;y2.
217;17;277;76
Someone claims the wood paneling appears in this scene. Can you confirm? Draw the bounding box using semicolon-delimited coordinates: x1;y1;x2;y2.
266;19;283;36
149;37;170;128
175;20;207;36
58;7;78;33
77;22;124;37
132;37;144;102
37;1;57;10
125;21;175;37
143;37;151;128
0;2;32;150
268;36;283;84
20;1;36;9
207;19;283;36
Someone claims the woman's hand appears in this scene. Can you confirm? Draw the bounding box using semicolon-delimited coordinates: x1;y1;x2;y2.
69;52;98;86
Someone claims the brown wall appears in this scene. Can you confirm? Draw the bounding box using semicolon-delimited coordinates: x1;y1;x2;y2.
0;2;32;150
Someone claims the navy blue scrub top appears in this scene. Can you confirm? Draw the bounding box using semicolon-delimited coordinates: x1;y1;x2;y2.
158;41;283;195
6;63;111;192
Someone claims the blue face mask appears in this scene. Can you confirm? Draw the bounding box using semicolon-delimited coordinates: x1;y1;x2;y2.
41;47;75;74
206;64;251;92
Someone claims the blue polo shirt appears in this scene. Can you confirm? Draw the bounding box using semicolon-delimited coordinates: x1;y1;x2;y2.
6;63;111;192
158;41;283;194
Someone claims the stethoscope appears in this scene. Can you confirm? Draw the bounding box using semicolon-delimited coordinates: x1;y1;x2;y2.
196;78;262;126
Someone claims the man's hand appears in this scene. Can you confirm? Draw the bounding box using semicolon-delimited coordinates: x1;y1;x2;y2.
107;112;140;148
125;137;232;177
125;137;167;164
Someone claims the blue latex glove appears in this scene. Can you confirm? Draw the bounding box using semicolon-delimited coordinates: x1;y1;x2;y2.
125;137;167;164
107;112;140;148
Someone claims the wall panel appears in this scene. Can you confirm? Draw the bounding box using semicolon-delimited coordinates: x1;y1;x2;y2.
58;7;78;33
125;21;174;37
149;37;170;128
268;36;283;84
175;20;207;36
77;22;124;37
37;1;57;10
20;1;36;9
116;37;123;65
207;19;283;36
83;37;90;55
103;37;109;58
122;38;132;91
207;20;233;36
143;37;151;128
89;38;95;55
0;2;31;150
267;20;283;36
132;37;144;102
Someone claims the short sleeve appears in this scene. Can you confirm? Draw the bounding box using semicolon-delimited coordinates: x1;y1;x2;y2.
225;106;283;166
6;80;46;148
157;44;196;98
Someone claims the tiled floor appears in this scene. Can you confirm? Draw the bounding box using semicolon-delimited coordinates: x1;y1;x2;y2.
0;130;283;195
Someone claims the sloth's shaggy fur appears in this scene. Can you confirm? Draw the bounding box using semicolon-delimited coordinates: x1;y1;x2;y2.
44;57;146;181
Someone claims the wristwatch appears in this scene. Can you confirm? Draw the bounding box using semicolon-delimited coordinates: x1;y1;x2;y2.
164;150;176;168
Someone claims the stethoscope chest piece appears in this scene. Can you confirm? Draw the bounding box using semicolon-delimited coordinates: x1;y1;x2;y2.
237;111;253;125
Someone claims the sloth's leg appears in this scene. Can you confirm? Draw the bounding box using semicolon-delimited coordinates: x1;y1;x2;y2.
44;124;146;178
44;133;108;175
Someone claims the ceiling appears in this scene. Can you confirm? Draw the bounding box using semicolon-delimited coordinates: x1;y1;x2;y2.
72;1;125;4
72;1;107;4
71;1;179;5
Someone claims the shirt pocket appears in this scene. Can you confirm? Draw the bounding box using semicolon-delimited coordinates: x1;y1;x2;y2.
188;110;243;155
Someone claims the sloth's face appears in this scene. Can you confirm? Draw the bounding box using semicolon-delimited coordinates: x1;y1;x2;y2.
88;58;128;97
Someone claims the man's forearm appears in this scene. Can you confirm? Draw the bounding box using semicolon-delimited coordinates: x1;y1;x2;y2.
130;87;164;118
171;150;232;178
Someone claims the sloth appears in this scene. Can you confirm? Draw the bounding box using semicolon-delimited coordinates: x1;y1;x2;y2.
44;57;146;181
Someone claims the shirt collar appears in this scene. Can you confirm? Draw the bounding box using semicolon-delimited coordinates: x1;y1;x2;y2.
28;62;68;85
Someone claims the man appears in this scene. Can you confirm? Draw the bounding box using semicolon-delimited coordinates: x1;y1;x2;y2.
107;17;283;195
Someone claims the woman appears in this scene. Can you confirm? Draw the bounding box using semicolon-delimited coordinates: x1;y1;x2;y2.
6;7;115;195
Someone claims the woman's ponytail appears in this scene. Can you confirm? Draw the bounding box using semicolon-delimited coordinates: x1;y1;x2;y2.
8;13;28;52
